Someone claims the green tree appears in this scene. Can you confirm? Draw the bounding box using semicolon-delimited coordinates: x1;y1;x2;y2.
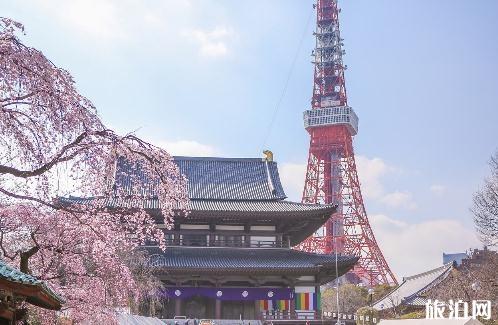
322;284;368;314
356;307;380;325
372;284;393;302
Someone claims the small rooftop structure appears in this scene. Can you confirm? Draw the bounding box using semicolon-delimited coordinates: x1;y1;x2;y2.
372;263;453;310
443;252;468;266
0;259;63;321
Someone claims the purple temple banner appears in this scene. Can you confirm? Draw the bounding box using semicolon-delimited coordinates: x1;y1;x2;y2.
160;287;294;301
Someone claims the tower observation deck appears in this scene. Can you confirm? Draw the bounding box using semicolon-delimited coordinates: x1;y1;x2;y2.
303;106;358;136
297;0;397;286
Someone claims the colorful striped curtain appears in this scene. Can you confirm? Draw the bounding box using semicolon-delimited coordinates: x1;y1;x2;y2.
294;292;321;310
259;300;290;311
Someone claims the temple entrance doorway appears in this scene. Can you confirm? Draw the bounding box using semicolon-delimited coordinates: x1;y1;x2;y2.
221;300;255;319
184;296;214;319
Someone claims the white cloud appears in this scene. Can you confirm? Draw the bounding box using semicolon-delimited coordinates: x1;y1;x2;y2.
276;158;479;282
381;191;417;210
279;163;306;201
356;155;416;210
356;155;391;199
430;184;447;196
155;140;218;157
187;26;234;57
32;0;127;41
26;0;235;57
369;214;480;279
279;156;418;208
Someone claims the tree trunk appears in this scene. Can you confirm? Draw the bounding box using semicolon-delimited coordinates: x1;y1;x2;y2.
20;246;39;274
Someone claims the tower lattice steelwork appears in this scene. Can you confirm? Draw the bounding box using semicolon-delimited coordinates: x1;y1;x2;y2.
297;0;397;285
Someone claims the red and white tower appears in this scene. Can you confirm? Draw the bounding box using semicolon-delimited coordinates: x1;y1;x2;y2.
297;0;397;285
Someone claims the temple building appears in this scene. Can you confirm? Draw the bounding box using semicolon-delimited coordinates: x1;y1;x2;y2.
372;263;454;313
66;155;358;321
373;248;497;318
0;259;63;324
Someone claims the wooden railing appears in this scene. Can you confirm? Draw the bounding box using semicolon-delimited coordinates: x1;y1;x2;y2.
162;238;286;248
260;310;319;320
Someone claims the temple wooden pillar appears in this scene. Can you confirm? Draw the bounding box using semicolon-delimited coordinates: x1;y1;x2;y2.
215;299;222;319
175;299;182;316
315;285;321;319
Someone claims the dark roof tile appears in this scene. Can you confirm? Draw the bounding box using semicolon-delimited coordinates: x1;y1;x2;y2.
59;197;335;216
146;246;358;275
115;156;287;201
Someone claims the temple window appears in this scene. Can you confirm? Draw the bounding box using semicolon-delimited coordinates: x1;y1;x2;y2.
215;225;244;231
250;235;277;247
250;225;276;231
180;234;208;246
215;235;245;247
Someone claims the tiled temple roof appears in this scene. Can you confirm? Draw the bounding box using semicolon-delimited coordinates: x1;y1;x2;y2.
0;259;64;310
372;263;453;310
114;156;286;201
61;156;337;216
60;196;335;216
173;157;287;200
146;246;358;278
59;157;337;245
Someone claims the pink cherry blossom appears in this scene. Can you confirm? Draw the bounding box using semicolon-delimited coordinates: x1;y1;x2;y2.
0;18;188;324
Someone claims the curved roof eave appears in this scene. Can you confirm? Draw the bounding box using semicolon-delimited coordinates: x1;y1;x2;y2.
372;263;453;310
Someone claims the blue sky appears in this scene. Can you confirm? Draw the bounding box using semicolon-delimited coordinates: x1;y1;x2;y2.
3;0;497;278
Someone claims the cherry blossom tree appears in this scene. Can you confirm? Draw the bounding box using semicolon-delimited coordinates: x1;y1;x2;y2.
426;250;497;323
472;151;498;248
0;18;188;324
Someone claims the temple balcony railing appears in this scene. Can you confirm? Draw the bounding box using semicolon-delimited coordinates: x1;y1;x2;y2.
261;310;320;321
161;312;323;325
161;238;287;248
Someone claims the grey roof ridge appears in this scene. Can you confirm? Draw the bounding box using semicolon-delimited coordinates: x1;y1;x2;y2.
189;198;284;202
403;262;453;281
147;245;293;251
146;245;358;261
155;245;304;251
173;156;268;162
189;197;336;206
279;200;337;207
60;196;337;208
403;263;454;303
372;262;454;308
